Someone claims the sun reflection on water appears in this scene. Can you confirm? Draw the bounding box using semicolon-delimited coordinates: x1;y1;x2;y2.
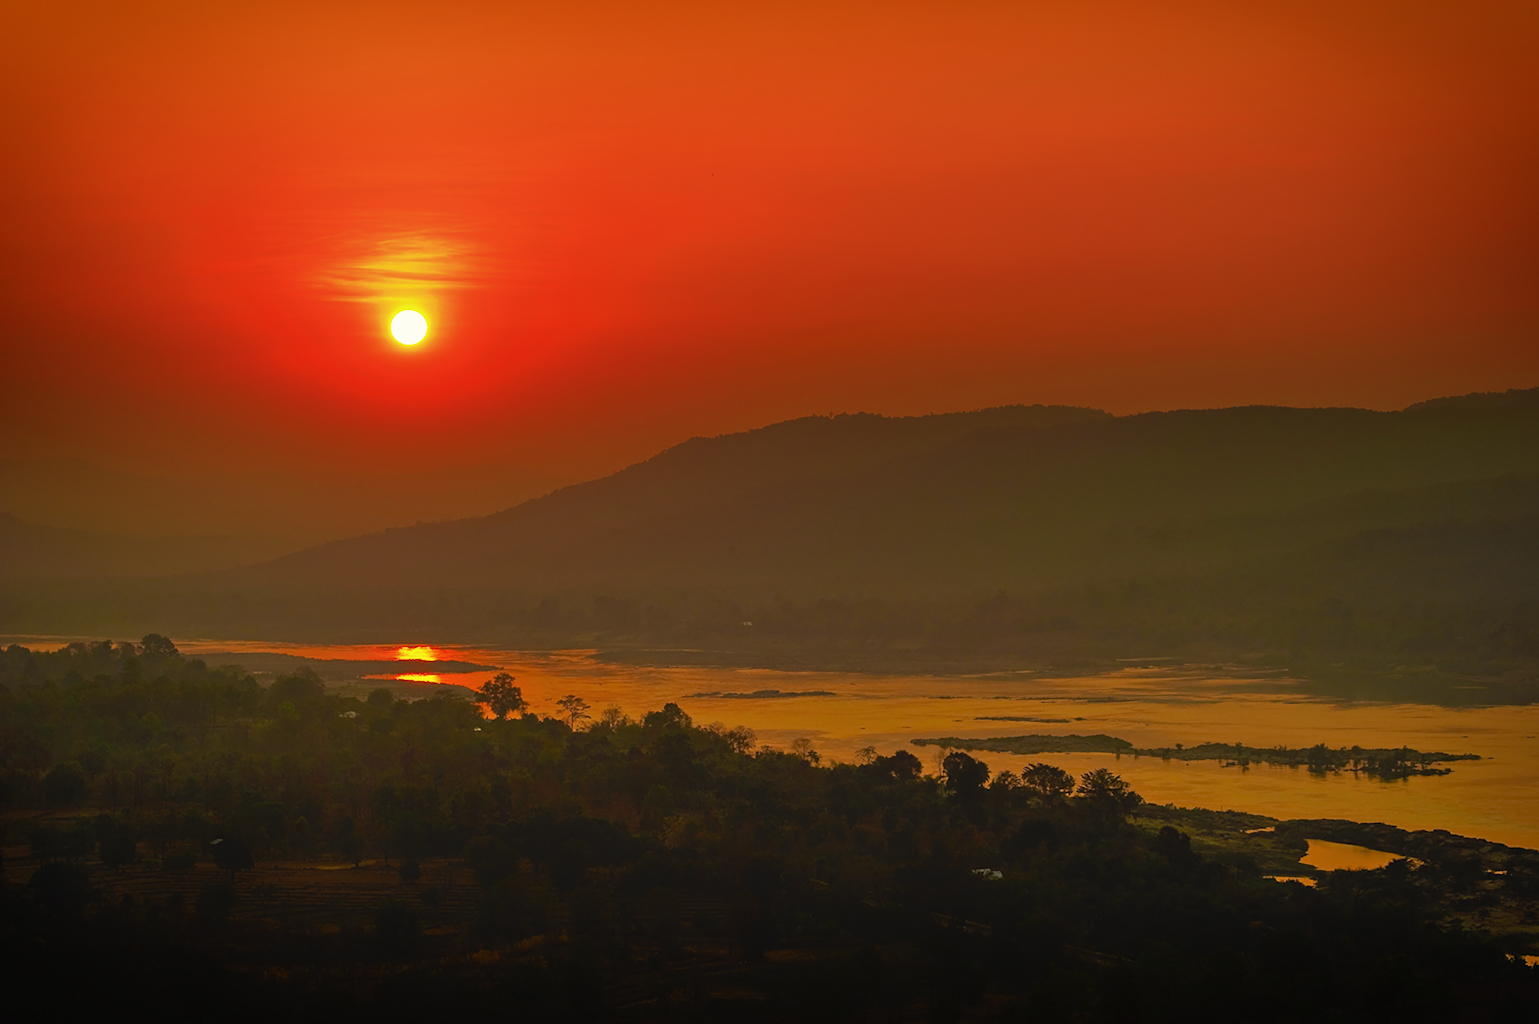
391;673;443;684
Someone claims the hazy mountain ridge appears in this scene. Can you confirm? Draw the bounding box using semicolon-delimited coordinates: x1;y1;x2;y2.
1402;386;1539;413
4;390;1539;685
225;393;1539;595
237;404;1111;587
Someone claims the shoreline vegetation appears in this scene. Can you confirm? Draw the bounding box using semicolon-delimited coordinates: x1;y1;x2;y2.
3;637;1536;1018
911;735;1480;778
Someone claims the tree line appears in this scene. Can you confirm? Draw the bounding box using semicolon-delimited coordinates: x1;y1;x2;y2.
2;637;1535;1020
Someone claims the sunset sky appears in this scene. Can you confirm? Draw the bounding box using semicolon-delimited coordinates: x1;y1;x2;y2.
3;0;1536;482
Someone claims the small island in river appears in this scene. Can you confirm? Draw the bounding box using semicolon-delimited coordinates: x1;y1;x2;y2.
911;734;1480;778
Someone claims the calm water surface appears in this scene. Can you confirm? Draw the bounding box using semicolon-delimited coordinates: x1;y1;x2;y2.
1300;839;1403;872
22;638;1539;851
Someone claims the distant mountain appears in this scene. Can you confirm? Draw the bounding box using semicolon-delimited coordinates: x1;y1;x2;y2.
222;392;1539;597
5;391;1538;679
233;404;1113;592
1402;386;1539;413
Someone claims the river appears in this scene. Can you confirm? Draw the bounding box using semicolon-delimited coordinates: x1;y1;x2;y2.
17;637;1539;851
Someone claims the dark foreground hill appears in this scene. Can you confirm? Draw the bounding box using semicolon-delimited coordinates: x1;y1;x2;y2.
3;390;1538;689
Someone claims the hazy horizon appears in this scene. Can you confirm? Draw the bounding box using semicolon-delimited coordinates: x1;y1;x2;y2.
7;387;1535;547
4;4;1538;1015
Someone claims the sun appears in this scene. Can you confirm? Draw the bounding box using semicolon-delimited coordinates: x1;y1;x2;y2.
390;309;428;345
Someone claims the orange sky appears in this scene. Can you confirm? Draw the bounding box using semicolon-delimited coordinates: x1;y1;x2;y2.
2;1;1536;480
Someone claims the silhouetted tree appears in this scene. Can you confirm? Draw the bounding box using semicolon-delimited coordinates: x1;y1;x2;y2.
722;724;756;754
597;704;632;731
477;672;526;719
1076;768;1142;817
556;694;590;729
942;751;990;797
138;633;179;660
1020;762;1076;801
643;702;692;731
866;749;924;784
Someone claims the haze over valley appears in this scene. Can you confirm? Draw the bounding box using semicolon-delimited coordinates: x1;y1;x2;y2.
7;388;1537;705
